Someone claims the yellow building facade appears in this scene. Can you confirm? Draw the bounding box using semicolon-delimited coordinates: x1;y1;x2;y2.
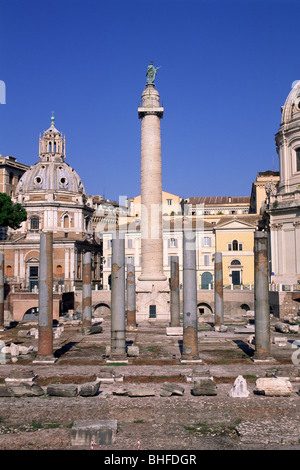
215;216;259;287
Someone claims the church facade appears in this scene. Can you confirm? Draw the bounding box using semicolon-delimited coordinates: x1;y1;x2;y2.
265;81;300;286
0;117;101;304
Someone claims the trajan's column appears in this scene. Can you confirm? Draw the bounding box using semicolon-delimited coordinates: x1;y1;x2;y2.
136;62;170;321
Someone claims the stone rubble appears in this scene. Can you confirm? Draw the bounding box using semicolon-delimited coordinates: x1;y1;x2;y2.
228;375;250;397
255;377;293;396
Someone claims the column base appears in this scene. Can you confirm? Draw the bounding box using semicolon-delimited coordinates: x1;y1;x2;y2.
138;274;167;282
136;279;170;322
251;353;277;363
180;357;203;364
106;356;128;364
33;355;57;364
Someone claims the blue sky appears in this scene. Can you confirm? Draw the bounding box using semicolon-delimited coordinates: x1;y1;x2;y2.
0;0;299;202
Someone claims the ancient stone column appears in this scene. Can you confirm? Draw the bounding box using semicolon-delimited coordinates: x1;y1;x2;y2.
181;228;200;361
135;75;170;322
138;82;166;283
36;232;55;362
126;264;136;328
253;231;273;361
214;252;224;326
110;231;127;357
0;253;4;328
82;251;92;329
170;256;180;327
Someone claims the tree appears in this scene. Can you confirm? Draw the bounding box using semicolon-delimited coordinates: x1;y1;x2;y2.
0;192;27;229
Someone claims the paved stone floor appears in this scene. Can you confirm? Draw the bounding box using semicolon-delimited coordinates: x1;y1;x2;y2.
0;315;299;452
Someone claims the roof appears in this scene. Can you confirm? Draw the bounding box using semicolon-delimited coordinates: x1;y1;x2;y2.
214;214;261;227
187;196;250;205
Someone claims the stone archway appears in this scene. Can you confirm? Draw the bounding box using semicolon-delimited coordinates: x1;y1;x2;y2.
23;307;39;322
197;302;213;316
197;302;214;323
93;303;111;318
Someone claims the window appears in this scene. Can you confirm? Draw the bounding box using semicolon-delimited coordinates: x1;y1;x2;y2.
9;172;13;185
63;215;70;229
6;265;12;277
29;266;39;292
30;217;39;231
49;142;52;152
231;259;241;266
56;265;63;276
126;256;134;265
107;239;112;249
297;148;300;172
167;199;172;206
127;239;133;249
107;257;112;268
168;238;177;248
168;255;178;266
204;254;210;266
202;237;211;247
149;305;156;318
228;240;243;251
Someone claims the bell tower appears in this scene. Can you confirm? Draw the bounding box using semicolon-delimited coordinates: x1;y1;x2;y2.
39;112;66;163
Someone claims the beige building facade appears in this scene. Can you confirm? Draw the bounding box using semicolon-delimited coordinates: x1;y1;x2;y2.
0;155;30;196
101;192;261;296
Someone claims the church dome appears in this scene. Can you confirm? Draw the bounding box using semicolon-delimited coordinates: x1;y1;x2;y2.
15;115;85;196
280;80;300;125
16;160;85;195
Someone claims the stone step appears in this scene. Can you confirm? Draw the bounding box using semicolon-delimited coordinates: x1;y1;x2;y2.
71;419;117;447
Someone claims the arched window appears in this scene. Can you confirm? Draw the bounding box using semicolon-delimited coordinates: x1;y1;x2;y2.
49;142;52;152
232;239;238;251
228;240;243;251
231;259;241;266
6;265;12;277
63;215;70;229
296;148;300;172
56;265;63;276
